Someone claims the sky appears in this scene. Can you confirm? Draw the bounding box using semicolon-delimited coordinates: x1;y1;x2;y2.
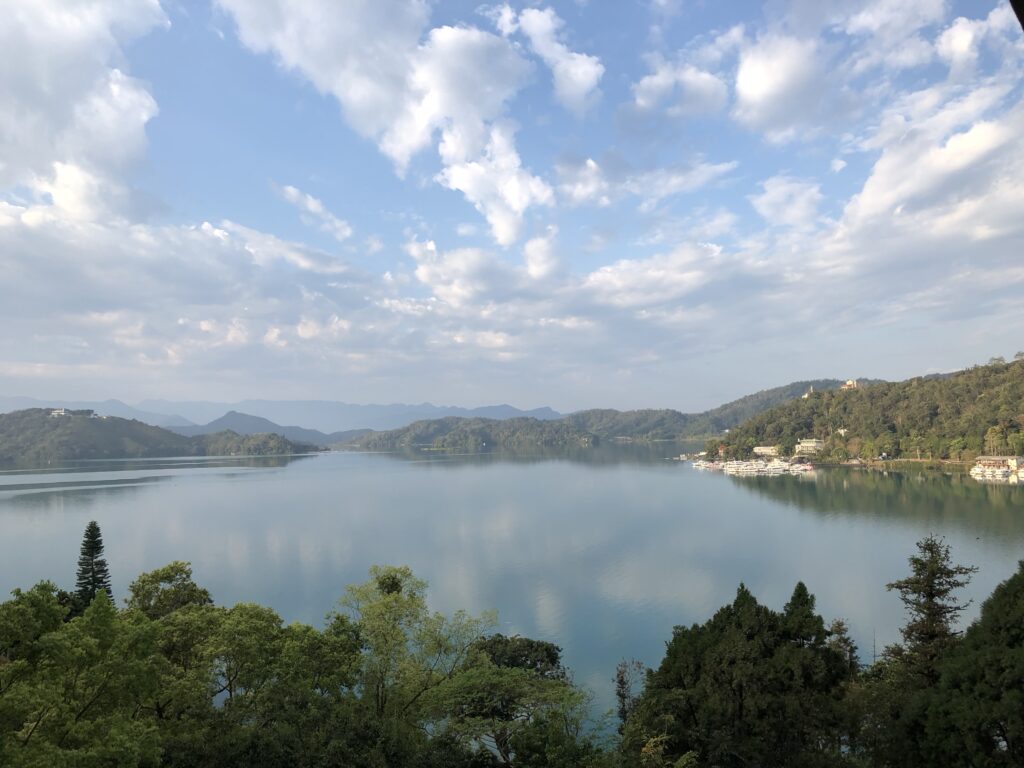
1;0;1022;412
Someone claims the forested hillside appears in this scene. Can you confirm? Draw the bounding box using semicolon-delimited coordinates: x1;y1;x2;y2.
355;379;859;450
354;416;597;451
716;358;1024;460
0;409;315;465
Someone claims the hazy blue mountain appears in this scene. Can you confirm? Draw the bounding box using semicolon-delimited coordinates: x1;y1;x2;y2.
137;399;562;432
0;396;193;428
170;411;368;447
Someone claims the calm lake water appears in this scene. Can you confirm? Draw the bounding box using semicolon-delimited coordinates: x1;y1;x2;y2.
2;448;1023;713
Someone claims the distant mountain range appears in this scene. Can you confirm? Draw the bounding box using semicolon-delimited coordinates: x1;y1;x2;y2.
0;397;563;433
353;379;874;451
134;400;562;433
0;379;881;454
168;411;368;448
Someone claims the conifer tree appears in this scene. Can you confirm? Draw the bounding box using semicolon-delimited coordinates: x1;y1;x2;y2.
886;535;977;684
75;520;113;605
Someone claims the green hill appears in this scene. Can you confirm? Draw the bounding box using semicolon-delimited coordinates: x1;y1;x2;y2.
353;379;865;451
353;416;597;451
715;359;1024;460
0;409;316;466
562;379;867;441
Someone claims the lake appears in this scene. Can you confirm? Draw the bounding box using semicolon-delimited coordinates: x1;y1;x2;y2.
2;448;1023;714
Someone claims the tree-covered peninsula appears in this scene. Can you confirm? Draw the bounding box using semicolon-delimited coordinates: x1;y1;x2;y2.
2;531;1024;767
713;357;1024;461
0;408;316;465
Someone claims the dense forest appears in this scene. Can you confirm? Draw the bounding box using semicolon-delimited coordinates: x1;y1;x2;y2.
354;416;598;451
714;358;1024;461
3;525;1023;767
354;379;857;451
0;409;316;465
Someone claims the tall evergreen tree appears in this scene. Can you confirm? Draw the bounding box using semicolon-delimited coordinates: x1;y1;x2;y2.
886;535;977;685
75;520;113;605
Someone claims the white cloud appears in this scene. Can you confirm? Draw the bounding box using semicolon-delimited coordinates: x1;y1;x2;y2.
556;158;737;211
0;0;166;218
831;158;848;173
404;238;514;308
518;8;604;114
436;122;554;247
626;163;738;212
381;24;531;171
733;35;825;141
281;185;353;242
632;60;728;116
482;3;519;37
523;227;560;280
557;158;611;206
749;176;823;229
215;0;428;144
844;0;947;38
584;244;720;309
219;1;547;245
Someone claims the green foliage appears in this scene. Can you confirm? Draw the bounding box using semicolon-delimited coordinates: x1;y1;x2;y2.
929;560;1024;765
6;537;1024;768
719;359;1024;460
125;562;212;620
0;409;315;466
623;582;854;768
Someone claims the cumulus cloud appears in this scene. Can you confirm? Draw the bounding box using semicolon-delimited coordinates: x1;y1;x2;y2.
733;35;827;141
3;0;1024;407
518;8;604;114
280;185;353;242
0;0;166;217
436;122;554;247
583;243;720;309
632;60;728;116
219;0;548;245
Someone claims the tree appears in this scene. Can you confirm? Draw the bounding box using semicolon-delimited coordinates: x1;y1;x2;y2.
623;583;850;768
886;535;977;685
927;560;1024;766
125;561;212;619
74;520;112;606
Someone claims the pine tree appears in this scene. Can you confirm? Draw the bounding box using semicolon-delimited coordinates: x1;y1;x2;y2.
75;520;112;605
886;535;977;685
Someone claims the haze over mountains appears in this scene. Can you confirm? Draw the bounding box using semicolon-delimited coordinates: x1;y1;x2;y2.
0;378;876;451
0;397;561;434
168;412;369;449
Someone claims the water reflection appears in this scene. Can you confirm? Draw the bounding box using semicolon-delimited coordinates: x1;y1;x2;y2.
727;468;1024;546
343;440;703;467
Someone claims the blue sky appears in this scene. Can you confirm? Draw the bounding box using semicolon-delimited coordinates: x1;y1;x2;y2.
1;0;1022;411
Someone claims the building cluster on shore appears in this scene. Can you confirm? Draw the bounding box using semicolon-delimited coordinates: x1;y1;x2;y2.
970;456;1024;484
691;458;815;477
